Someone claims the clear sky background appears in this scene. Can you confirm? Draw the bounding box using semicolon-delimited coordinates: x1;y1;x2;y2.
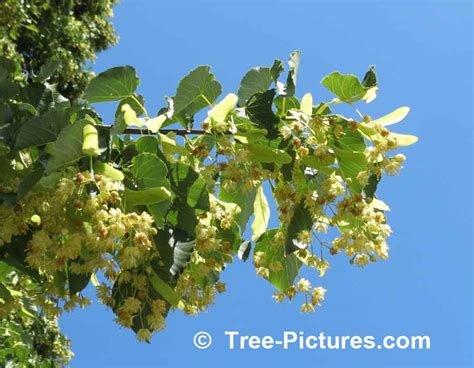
60;1;473;367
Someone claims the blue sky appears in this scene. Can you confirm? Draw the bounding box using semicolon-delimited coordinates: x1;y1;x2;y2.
61;1;473;366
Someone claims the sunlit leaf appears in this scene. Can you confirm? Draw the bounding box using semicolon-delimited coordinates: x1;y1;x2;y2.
124;187;171;208
247;143;292;164
84;66;139;103
219;187;257;234
255;229;302;291
321;71;367;103
173;65;221;126
46;120;90;173
285;204;313;254
238;68;273;106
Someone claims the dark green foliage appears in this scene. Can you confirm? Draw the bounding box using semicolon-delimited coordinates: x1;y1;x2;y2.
0;0;118;100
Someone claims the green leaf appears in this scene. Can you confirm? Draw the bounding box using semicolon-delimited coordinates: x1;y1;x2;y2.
251;184;270;241
363;173;380;199
16;166;45;200
255;229;302;291
84;66;139;103
300;156;335;175
285;204;313;254
168;163;209;235
14;109;72;150
112;270;171;335
170;162;209;210
285;50;301;96
321;71;367;103
132;153;169;189
247;143;292;164
68;271;91;296
159;133;187;155
0;67;18;102
0;233;41;282
173;65;222;125
270;59;284;82
132;153;171;228
362;65;377;88
46;120;90;173
274;95;300;116
0;283;13;302
154;227;195;280
238;67;274;106
93;162;124;181
124;187;171;208
149;271;184;309
335;120;366;151
333;147;367;193
136;136;159;154
219;187;257;234
245;89;279;138
35;60;61;82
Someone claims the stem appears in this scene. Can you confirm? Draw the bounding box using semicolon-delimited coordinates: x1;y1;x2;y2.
89;156;95;177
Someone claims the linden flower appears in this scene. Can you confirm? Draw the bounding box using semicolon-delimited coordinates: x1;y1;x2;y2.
256;267;270;278
96;284;112;305
311;287;327;305
253;251;266;267
147;313;166;331
269;261;283;272
316;259;330;277
272;291;285;303
136;328;152;342
279;125;292;140
314;222;328;234
357;170;370;186
122;297;142;314
301;302;315;313
215;282;226;293
353;253;370;267
314;144;329;159
297;146;309;157
394;153;406;163
297;278;312;292
297;230;312;245
384;160;402;176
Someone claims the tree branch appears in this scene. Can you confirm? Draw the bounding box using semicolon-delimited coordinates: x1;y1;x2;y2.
118;127;206;136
